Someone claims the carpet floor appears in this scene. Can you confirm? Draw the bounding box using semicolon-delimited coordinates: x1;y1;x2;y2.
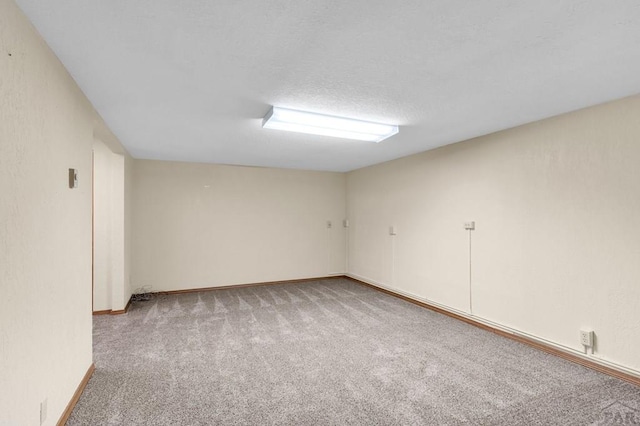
68;278;640;425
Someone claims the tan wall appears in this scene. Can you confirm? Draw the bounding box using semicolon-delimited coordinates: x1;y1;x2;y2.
92;137;133;312
347;94;640;375
132;160;347;292
125;152;134;304
92;138;113;311
1;0;94;423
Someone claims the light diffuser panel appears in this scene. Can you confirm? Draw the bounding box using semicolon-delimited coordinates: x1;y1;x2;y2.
262;107;399;143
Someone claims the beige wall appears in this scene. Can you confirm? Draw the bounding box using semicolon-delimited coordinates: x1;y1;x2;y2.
92;138;113;311
93;137;134;312
1;0;94;423
125;153;134;303
132;160;347;292
347;94;640;375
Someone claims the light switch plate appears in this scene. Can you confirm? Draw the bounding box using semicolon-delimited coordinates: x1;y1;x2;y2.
68;168;78;188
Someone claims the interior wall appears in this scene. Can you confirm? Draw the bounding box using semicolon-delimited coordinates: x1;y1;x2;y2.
124;153;134;304
347;94;640;375
110;152;126;310
93;139;133;312
132;160;347;292
92;139;113;311
93;137;133;312
0;0;95;423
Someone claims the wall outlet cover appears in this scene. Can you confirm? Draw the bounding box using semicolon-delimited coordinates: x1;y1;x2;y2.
580;329;594;347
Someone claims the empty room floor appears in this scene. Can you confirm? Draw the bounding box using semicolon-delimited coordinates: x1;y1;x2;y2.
69;278;640;425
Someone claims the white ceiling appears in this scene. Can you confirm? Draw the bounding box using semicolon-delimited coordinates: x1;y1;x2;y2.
15;0;640;172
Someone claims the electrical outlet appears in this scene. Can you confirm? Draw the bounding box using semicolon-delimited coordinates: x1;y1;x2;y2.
464;221;475;230
580;329;594;347
326;220;332;229
40;398;47;425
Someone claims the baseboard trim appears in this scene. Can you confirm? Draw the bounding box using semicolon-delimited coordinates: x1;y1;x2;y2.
57;363;95;426
344;275;640;387
154;275;344;296
93;295;133;316
110;296;133;315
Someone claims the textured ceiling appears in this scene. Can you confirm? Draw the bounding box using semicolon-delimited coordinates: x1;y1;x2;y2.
14;0;640;172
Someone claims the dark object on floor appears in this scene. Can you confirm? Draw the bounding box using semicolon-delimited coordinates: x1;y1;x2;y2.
131;292;152;302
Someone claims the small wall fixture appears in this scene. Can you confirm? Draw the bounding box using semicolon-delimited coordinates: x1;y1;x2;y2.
68;168;78;188
262;107;399;143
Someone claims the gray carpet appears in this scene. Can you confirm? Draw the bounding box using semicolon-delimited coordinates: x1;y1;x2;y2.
68;278;640;425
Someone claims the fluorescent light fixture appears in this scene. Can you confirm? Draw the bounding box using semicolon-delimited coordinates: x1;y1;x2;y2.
262;107;399;143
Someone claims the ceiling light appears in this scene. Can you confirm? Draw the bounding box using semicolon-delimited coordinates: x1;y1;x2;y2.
262;107;399;143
